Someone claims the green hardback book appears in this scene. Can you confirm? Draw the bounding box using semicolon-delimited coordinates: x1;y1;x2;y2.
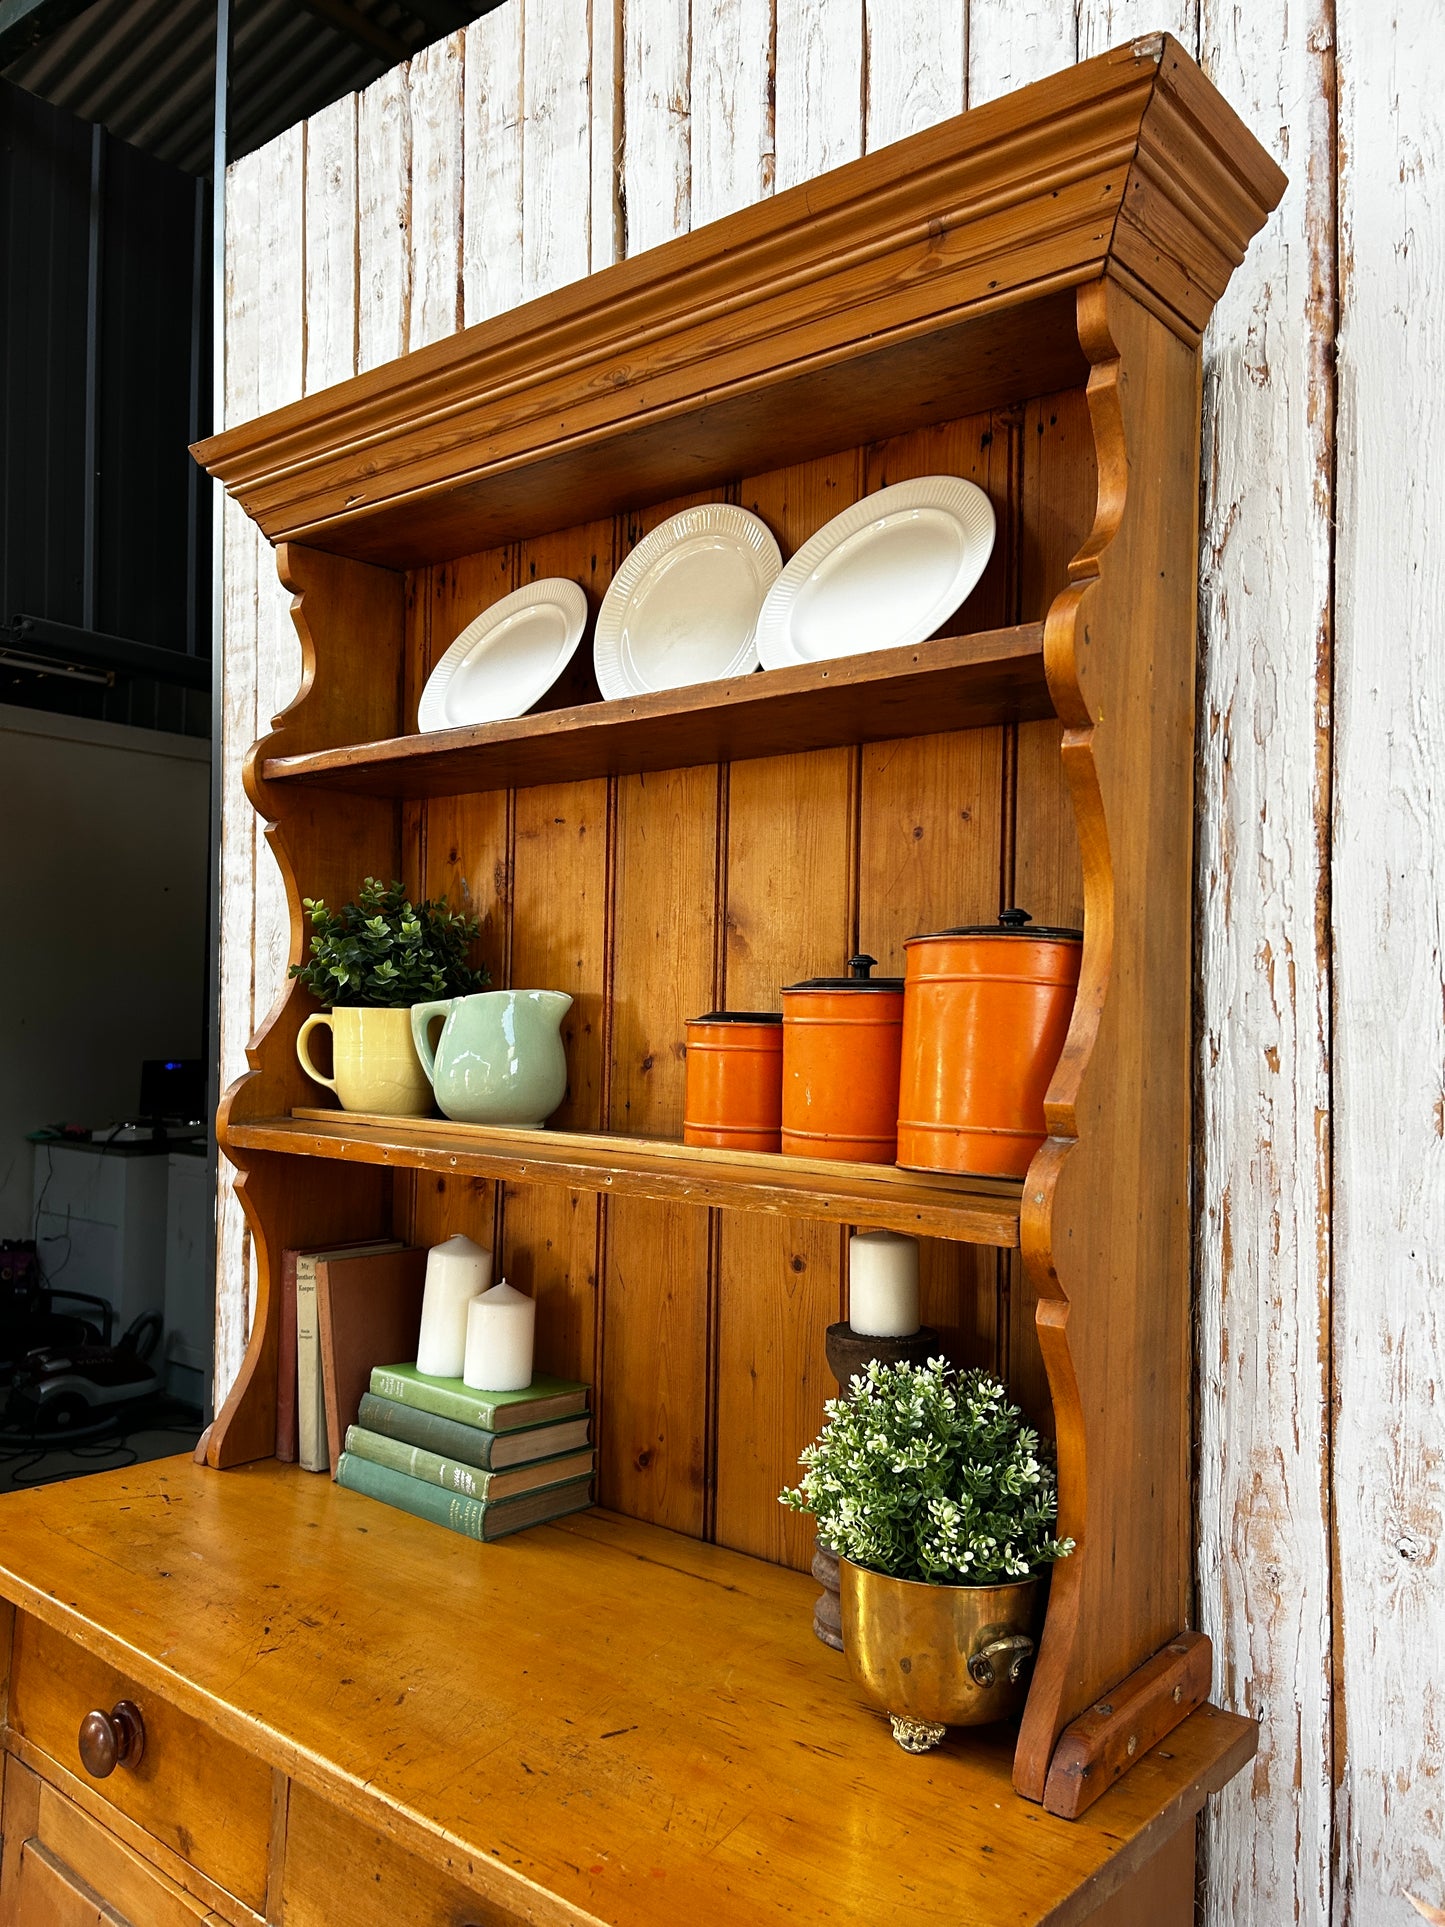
367;1365;589;1432
355;1392;591;1470
336;1451;593;1542
343;1424;594;1502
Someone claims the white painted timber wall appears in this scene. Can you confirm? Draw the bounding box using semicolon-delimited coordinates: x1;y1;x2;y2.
213;3;1445;1918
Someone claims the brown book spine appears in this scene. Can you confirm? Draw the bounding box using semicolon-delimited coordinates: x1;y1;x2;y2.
275;1248;300;1462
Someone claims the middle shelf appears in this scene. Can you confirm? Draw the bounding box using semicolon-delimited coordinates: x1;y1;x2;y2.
260;621;1050;800
225;1109;1025;1245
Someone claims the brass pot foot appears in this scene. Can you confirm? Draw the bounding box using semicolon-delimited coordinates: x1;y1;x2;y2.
889;1714;946;1753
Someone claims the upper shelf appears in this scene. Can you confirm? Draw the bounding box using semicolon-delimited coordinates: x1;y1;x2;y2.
191;38;1285;569
261;623;1050;799
225;1110;1024;1246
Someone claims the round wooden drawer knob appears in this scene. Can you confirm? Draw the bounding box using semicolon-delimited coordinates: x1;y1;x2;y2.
78;1700;146;1778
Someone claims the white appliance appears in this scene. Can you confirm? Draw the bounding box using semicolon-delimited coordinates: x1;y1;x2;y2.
31;1140;168;1338
30;1140;212;1410
163;1149;212;1409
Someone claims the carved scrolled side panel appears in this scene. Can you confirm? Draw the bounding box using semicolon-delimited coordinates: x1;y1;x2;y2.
209;544;407;1468
1014;277;1204;1800
219;544;406;1137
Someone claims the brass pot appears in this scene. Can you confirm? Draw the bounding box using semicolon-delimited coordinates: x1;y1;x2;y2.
839;1557;1041;1753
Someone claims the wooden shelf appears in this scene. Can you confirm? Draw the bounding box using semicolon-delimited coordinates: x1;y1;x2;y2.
260;624;1050;799
225;1109;1024;1245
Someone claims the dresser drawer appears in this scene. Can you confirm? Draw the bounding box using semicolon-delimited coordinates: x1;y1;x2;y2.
1;1758;221;1927
8;1612;272;1912
283;1783;524;1927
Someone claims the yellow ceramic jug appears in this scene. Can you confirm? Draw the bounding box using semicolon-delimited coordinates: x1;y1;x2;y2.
295;1006;433;1116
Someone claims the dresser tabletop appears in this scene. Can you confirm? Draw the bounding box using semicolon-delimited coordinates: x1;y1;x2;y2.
0;1458;1253;1926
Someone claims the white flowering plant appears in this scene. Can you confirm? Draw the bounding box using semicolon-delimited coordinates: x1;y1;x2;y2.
780;1358;1073;1587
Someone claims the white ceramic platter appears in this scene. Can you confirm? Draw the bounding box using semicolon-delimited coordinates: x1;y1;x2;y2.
755;476;996;670
417;578;589;732
594;504;782;700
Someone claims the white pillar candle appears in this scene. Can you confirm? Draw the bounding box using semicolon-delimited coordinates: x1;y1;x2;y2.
416;1234;493;1378
848;1230;921;1338
464;1280;536;1392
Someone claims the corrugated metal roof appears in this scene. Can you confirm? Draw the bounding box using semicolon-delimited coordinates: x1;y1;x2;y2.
2;0;487;176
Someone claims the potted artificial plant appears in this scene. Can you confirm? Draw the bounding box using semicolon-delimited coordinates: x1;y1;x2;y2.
781;1357;1073;1752
291;878;487;1116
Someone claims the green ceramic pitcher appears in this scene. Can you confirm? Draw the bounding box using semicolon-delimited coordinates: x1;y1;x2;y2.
410;989;572;1128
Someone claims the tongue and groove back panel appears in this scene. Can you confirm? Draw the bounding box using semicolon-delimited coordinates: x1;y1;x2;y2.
393;387;1095;1568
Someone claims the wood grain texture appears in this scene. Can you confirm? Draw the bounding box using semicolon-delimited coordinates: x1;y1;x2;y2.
216;146;264;1401
301;95;358;395
1332;3;1445;1916
261;625;1052;797
1014;280;1203;1798
522;0;593;300
773;0;862;190
201;13;1428;1918
406;32;464;350
1191;1;1337;1921
9;1612;273;1908
235;1111;1024;1245
3;1736;255;1927
462;0;524;323
1044;1631;1213;1819
195;43;1284;564
252;128;306;1079
491;514;613;1399
691;0;774;226
621;0;691;255
0;1460;1256;1927
356;61;412;372
864;0;965;151
31;1785;221;1926
966;1;1073;108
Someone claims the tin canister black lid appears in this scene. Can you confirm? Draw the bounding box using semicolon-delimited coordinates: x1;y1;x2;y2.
784;953;905;992
908;908;1083;944
687;1009;783;1024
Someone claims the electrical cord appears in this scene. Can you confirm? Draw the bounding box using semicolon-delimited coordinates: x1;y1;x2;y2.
0;1398;203;1489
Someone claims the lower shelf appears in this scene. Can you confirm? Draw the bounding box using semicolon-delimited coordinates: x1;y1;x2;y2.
0;1458;1258;1927
223;1108;1025;1245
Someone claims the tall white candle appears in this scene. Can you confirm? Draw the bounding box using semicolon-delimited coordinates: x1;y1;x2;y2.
848;1230;921;1338
464;1280;536;1392
416;1234;493;1378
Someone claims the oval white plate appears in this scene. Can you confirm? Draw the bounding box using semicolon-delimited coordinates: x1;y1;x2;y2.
594;505;782;701
418;578;589;732
755;477;996;669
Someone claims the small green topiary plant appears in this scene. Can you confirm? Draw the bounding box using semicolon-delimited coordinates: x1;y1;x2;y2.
780;1357;1073;1587
289;877;489;1009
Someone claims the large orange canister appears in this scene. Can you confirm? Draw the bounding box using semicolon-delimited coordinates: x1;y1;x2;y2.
781;955;905;1163
897;908;1082;1179
683;1011;783;1152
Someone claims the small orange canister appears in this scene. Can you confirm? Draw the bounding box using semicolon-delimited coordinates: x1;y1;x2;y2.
684;1011;783;1152
897;908;1082;1179
781;955;904;1163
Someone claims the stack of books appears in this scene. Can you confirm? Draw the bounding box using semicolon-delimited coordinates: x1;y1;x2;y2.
336;1365;594;1543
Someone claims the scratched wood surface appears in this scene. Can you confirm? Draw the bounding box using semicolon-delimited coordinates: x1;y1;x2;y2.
211;4;1442;1919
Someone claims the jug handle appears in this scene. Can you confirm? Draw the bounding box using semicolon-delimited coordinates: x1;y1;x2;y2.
409;1000;453;1087
296;1012;336;1092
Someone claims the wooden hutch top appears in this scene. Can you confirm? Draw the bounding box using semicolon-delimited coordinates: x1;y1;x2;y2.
198;32;1281;568
0;34;1284;1927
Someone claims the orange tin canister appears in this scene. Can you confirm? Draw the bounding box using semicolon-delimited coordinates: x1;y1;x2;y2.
897;908;1082;1179
684;1011;783;1152
781;955;905;1164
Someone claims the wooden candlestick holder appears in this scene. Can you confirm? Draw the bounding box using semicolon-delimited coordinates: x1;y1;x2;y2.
812;1321;943;1649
